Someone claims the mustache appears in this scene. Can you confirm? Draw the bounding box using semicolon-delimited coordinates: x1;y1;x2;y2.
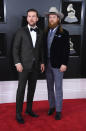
48;22;59;29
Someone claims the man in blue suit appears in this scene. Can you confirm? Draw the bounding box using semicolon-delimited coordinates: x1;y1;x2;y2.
45;7;70;120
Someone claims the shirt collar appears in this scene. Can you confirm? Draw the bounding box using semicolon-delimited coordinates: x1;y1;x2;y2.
50;26;58;32
27;24;37;31
53;26;58;31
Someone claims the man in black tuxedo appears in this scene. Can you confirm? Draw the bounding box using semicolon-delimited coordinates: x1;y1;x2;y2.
13;9;45;124
44;7;70;120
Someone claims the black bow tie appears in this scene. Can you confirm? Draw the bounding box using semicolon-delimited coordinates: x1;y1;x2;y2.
30;27;38;32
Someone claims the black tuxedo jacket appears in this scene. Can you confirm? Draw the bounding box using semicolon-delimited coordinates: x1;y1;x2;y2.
44;26;70;68
13;26;44;70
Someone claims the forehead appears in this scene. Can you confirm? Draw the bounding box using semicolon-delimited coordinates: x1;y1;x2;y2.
48;14;58;18
27;11;37;16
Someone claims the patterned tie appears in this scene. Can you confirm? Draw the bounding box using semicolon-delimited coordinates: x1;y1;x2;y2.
47;29;54;58
49;29;53;37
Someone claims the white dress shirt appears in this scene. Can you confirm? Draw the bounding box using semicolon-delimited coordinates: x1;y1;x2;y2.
27;24;37;48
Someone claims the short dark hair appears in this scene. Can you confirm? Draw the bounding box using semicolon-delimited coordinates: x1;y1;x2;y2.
27;9;38;17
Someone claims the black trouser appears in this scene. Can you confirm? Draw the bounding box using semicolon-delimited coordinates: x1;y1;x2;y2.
16;65;38;115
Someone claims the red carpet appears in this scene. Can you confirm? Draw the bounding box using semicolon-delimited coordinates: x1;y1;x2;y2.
0;99;86;131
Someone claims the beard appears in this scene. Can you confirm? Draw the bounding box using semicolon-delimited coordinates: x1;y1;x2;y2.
28;21;36;27
48;21;59;29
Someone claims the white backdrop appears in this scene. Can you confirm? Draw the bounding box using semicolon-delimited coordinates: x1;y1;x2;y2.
0;79;86;103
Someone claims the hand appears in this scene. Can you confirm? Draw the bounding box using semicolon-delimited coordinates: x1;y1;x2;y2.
41;64;45;73
59;65;67;72
16;63;23;72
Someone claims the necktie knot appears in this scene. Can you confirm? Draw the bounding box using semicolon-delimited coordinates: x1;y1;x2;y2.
49;29;54;37
30;27;38;32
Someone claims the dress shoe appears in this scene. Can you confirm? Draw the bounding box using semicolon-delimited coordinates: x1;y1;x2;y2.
16;114;24;124
48;108;55;115
55;112;61;120
25;110;39;118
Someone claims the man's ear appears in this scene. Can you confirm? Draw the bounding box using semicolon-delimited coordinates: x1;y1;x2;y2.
26;16;28;22
37;17;39;22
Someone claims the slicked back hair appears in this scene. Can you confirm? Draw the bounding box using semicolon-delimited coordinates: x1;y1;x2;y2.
27;9;38;17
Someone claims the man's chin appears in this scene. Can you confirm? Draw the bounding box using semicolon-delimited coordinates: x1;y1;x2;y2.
28;23;36;27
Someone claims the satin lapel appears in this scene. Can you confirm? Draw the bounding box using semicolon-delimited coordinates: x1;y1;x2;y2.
54;26;60;36
24;26;33;47
35;29;40;47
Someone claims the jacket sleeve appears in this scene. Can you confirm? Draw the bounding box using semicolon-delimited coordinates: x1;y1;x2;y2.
13;29;22;65
40;31;45;64
63;30;70;66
